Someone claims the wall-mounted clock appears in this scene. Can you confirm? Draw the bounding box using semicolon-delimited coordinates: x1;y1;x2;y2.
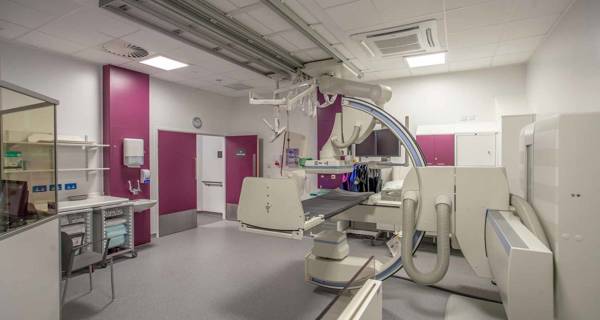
192;117;203;129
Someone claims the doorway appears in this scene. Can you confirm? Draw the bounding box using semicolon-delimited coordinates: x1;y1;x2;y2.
197;135;225;218
225;135;259;221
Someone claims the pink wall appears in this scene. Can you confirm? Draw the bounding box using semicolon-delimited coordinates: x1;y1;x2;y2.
103;65;151;246
317;90;343;189
225;135;258;204
158;130;197;215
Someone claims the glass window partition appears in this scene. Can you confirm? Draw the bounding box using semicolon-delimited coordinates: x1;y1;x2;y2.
0;82;57;237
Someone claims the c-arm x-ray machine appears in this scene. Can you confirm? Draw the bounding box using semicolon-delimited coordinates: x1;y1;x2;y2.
239;75;598;319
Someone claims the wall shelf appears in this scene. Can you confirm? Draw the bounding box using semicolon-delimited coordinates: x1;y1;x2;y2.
4;168;110;174
4;141;109;148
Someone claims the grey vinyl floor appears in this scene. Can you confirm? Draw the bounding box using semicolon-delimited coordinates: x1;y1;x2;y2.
62;213;502;320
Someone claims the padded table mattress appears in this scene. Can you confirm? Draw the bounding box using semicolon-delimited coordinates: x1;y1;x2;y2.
303;189;373;219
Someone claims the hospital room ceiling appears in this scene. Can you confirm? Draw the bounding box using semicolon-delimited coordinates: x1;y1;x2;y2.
0;0;573;97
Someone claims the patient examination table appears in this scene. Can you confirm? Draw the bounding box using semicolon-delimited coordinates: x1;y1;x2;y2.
238;178;372;239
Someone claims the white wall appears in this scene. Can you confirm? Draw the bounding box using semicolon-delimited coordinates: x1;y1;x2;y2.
527;0;599;116
228;100;318;179
0;40;103;200
149;78;234;234
379;64;530;135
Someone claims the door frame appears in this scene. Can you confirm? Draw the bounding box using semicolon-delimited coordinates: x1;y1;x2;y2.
196;133;226;220
151;126;225;237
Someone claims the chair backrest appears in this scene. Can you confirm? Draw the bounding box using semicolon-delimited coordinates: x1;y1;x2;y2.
60;232;73;272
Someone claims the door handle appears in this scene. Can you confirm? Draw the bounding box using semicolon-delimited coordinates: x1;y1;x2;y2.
202;181;223;187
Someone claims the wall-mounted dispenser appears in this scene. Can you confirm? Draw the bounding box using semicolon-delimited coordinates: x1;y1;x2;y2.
123;138;144;168
140;169;151;184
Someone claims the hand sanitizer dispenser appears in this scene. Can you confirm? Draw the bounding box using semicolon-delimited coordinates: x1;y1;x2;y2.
123;138;144;168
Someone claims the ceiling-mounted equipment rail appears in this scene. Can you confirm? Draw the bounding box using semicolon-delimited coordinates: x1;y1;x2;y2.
259;0;363;79
100;0;305;77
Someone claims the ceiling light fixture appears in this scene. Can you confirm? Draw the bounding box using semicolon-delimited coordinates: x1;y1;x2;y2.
139;56;188;71
405;52;446;68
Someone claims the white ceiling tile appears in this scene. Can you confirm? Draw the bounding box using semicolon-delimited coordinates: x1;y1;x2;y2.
0;19;29;40
229;0;260;8
511;0;573;20
121;29;185;53
119;61;164;75
496;36;543;55
39;10;117;47
311;24;338;44
332;44;354;60
285;0;320;24
204;0;237;12
325;0;381;32
446;0;513;33
283;31;318;50
10;0;82;17
445;0;491;10
372;0;444;22
315;0;360;9
17;30;85;54
492;51;532;66
270;35;299;52
304;48;331;61
409;64;449;76
447;44;497;62
222;68;266;81
72;47;131;65
247;7;291;33
362;68;410;81
449;57;492;72
235;13;272;35
0;1;55;29
500;15;559;41
447;24;503;48
363;56;408;71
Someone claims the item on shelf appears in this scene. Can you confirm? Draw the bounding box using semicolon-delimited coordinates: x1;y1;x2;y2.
27;133;91;144
4;151;23;169
67;194;89;201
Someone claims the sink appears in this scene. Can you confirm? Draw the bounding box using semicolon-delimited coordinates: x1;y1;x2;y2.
131;199;157;212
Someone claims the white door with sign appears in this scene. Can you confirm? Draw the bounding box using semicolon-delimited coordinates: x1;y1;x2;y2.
197;135;226;217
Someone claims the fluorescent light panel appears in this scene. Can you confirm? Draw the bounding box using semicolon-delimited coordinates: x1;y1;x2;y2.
405;52;446;68
140;56;188;70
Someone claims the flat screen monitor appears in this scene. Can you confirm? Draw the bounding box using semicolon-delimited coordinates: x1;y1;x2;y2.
355;128;400;157
0;180;29;221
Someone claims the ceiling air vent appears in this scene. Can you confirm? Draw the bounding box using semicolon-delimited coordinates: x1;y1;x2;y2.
103;39;149;59
351;20;442;58
223;83;253;91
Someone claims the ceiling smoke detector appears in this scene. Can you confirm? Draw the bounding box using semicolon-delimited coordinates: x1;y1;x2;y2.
223;83;253;91
103;39;149;59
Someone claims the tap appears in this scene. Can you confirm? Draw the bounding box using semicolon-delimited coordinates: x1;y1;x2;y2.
128;180;142;195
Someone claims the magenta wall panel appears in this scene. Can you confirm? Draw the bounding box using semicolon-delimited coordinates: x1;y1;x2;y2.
434;134;455;166
225;135;258;204
158;131;197;215
103;65;151;246
317;90;343;189
416;135;436;166
416;134;455;166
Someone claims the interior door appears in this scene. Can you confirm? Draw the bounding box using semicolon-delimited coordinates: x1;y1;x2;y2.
158;130;197;216
225;135;258;220
197;135;225;216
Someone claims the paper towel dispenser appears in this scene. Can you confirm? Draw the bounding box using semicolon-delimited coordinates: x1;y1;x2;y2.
123;138;144;168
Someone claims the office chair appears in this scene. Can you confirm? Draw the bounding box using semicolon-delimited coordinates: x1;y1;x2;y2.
60;232;115;307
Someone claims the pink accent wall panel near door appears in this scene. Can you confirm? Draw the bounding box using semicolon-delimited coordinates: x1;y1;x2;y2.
317;90;343;189
158;131;197;215
416;134;455;166
103;65;151;246
226;135;258;204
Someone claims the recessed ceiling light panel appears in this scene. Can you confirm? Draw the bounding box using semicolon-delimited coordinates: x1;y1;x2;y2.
140;56;188;70
405;52;446;68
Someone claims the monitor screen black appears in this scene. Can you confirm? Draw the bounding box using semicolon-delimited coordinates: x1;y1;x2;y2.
0;180;29;221
355;128;400;157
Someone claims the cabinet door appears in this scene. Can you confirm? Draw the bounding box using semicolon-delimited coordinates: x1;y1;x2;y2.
455;133;496;167
416;135;436;165
433;134;455;166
